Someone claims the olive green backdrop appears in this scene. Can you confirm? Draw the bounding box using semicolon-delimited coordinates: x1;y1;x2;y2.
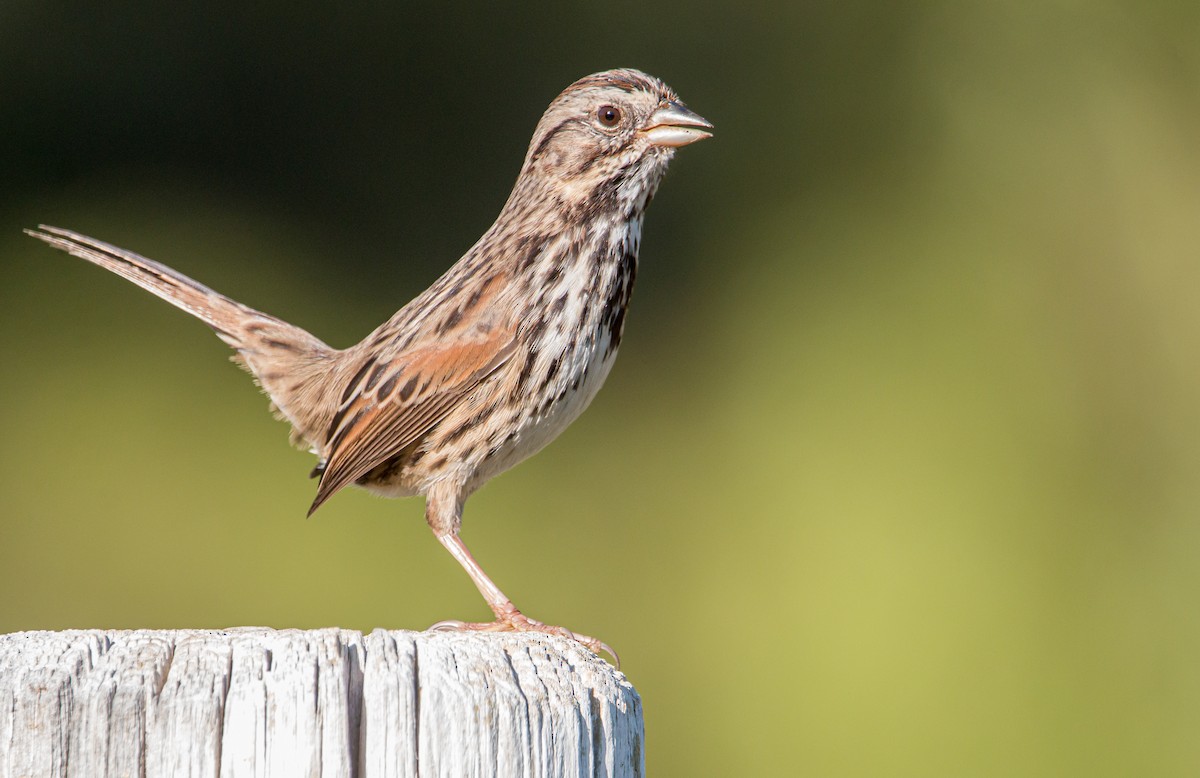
3;1;1198;775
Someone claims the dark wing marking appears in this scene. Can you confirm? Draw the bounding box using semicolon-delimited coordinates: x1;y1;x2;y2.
307;328;517;514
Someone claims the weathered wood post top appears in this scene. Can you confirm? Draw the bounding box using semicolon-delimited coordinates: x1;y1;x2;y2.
0;628;644;778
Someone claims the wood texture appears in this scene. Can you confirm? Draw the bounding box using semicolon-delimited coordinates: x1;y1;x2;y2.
0;628;643;778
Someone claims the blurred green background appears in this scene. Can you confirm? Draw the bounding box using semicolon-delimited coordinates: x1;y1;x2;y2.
3;1;1199;774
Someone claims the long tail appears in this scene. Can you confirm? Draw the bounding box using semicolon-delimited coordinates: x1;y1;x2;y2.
26;225;339;450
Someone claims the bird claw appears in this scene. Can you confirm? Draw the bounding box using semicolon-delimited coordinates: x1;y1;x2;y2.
427;613;620;668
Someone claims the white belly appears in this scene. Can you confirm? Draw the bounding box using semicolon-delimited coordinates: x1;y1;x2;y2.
468;330;619;493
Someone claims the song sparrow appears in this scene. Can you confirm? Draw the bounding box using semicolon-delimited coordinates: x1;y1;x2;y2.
26;68;711;663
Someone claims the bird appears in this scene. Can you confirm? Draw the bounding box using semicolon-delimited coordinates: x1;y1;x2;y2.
25;68;711;664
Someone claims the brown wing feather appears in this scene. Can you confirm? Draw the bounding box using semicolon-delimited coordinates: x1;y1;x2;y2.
308;328;517;514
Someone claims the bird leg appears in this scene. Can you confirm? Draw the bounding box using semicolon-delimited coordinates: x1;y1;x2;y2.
428;531;619;667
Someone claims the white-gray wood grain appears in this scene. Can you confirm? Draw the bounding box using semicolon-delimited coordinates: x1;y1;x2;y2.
0;628;643;778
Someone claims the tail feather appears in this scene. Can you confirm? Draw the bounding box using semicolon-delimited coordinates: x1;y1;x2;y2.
26;225;340;450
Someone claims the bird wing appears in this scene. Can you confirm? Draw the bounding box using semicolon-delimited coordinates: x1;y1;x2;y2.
308;325;517;514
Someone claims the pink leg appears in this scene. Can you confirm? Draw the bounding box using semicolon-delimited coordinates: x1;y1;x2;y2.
429;531;619;667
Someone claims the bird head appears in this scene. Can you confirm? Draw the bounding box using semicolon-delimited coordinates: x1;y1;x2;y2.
515;69;712;218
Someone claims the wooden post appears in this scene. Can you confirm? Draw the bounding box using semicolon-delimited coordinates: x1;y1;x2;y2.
0;628;644;778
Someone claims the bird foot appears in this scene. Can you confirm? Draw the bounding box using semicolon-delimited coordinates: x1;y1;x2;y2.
429;611;620;667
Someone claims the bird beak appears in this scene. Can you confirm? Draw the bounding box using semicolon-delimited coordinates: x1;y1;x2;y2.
639;102;714;148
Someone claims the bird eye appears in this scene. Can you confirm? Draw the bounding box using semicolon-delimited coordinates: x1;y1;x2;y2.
597;105;621;127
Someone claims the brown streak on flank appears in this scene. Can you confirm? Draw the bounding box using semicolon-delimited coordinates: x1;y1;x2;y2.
264;339;298;352
537;357;561;393
525;316;548;343
514;353;537;393
442;420;473;445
